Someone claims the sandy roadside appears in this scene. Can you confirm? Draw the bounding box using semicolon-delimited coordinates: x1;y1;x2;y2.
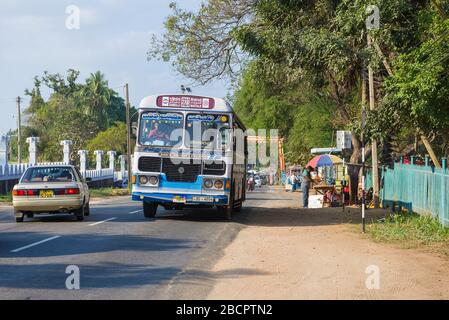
207;189;449;300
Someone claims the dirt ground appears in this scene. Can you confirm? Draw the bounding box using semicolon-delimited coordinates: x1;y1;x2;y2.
207;187;449;300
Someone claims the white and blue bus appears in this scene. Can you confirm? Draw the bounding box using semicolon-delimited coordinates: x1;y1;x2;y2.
131;94;247;220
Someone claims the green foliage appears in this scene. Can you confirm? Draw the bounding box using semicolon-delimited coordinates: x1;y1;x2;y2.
10;70;130;162
380;18;449;135
153;0;449;162
233;65;335;163
89;187;131;198
87;122;128;155
368;213;449;247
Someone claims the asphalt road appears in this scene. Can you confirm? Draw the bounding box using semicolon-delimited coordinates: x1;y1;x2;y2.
0;186;285;300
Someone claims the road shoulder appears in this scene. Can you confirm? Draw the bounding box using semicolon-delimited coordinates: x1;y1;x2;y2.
206;197;449;300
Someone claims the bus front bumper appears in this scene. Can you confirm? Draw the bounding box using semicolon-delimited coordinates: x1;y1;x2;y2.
132;192;229;206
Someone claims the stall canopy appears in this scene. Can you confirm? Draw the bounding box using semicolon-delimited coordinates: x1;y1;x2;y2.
306;154;343;168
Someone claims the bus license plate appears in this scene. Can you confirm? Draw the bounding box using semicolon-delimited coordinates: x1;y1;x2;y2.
173;196;186;203
192;196;214;203
40;190;54;198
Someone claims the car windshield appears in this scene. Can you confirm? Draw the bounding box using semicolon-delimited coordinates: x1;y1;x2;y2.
139;111;183;147
185;113;231;149
21;167;77;183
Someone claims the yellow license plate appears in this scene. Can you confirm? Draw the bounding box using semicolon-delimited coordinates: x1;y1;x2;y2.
173;196;186;203
40;190;54;198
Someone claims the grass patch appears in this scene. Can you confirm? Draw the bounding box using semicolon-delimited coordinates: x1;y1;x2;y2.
0;193;12;203
89;188;131;198
367;213;449;254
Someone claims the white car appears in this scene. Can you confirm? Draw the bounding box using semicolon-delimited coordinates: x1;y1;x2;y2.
12;165;91;222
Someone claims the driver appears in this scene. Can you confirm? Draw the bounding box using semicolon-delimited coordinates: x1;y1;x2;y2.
147;122;170;141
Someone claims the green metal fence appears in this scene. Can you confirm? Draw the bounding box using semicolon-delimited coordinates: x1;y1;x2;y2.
381;162;449;227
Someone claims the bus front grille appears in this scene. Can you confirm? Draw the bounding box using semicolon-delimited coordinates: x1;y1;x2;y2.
162;158;201;183
138;157;162;172
203;161;226;176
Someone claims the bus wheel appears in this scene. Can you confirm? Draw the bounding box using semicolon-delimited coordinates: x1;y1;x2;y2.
143;202;158;218
234;201;242;213
218;206;232;220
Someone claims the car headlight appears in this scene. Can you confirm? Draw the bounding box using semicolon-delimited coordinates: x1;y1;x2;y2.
214;180;224;189
204;179;213;189
139;175;149;185
149;176;159;185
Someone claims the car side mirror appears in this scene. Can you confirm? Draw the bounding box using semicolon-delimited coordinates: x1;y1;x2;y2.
132;122;138;135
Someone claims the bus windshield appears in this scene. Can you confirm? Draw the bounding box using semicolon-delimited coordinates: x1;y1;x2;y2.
139;111;183;147
185;113;231;149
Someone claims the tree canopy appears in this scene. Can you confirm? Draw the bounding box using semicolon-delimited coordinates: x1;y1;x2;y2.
9;70;134;164
151;0;449;162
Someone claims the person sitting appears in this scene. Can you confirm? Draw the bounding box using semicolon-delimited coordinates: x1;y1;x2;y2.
148;122;170;142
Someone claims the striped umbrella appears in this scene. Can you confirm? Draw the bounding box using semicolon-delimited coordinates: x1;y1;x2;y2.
306;154;343;168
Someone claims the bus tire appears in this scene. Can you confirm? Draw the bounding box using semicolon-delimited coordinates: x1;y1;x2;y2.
219;188;234;220
143;202;158;218
234;201;242;213
218;206;232;220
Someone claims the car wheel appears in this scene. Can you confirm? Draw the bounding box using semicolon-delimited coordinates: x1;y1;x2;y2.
84;202;90;216
14;210;24;223
75;206;85;221
143;202;158;218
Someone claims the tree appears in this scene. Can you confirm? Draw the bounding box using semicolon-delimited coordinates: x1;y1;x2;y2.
151;0;447;202
87;122;128;155
148;0;253;84
233;65;336;164
21;70;130;162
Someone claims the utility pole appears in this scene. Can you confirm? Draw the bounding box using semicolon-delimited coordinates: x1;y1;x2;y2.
124;84;132;188
367;35;380;208
16;96;22;164
361;67;367;233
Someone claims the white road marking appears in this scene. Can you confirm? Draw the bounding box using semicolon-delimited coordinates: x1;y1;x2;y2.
89;218;117;226
11;236;61;253
129;210;142;214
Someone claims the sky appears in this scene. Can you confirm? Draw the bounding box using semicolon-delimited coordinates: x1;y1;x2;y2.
0;0;229;135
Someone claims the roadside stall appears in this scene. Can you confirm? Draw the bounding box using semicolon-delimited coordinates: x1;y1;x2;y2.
305;154;345;207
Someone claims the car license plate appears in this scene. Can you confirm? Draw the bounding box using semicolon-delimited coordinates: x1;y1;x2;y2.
192;196;214;203
40;190;54;198
173;196;186;203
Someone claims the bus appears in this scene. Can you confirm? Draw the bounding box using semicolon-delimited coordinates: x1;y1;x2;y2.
131;94;247;220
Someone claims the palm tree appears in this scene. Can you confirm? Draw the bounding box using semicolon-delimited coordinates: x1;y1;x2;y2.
79;71;111;129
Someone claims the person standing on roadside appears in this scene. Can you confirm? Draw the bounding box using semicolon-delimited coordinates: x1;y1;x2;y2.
301;166;314;208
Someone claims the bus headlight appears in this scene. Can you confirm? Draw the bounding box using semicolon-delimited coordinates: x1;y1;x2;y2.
204;179;213;189
149;176;159;186
214;180;224;189
139;175;149;185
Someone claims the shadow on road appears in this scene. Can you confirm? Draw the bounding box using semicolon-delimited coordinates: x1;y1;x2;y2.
0;261;268;291
234;206;388;227
0;231;197;258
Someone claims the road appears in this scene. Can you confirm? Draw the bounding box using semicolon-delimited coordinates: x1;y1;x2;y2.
0;186;282;300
